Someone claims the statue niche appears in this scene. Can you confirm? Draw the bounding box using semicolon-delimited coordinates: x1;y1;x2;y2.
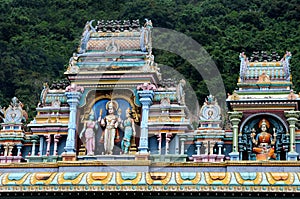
239;116;289;160
251;119;276;160
79;98;138;156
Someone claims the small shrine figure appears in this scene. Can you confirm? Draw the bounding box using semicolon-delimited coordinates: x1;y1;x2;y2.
251;119;276;160
176;79;186;105
79;110;99;156
257;72;270;83
99;100;121;155
120;108;136;154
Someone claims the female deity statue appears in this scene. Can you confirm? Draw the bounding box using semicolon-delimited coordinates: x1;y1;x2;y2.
251;119;277;160
79;111;98;156
99;100;121;155
120;108;136;154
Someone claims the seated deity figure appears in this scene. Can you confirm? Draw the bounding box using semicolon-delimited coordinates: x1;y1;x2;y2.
79;111;98;156
251;119;277;160
99;100;121;155
120;108;136;154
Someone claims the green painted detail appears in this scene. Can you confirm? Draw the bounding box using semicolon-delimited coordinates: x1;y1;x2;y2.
180;172;197;180
194;135;224;139
63;172;82;180
77;62;145;67
134;88;141;107
90;32;141;37
45;94;67;104
0;138;25;141
120;172;138;180
154;92;177;102
79;88;92;107
239;172;257;180
8;173;27;181
238;83;292;86
236;91;291;95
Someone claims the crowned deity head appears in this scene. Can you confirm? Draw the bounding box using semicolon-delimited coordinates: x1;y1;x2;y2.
106;100;118;115
259;119;270;133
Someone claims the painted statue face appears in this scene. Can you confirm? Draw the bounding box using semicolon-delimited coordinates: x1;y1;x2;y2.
261;124;267;132
108;107;114;114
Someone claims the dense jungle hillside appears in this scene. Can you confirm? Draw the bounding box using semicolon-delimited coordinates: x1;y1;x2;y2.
0;0;299;119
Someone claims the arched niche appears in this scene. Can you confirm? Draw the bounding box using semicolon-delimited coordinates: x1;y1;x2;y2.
238;113;289;160
239;113;288;134
77;89;140;155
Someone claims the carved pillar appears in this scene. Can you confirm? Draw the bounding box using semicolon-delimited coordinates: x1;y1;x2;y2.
39;136;44;156
64;84;84;159
156;133;162;155
195;141;202;155
8;145;14;156
44;134;51;155
137;89;154;154
3;143;9;156
31;140;37;156
217;141;224;155
53;134;61;156
179;135;187;155
228;111;243;160
16;144;22;156
174;135;179;155
165;133;172;155
285;111;300;160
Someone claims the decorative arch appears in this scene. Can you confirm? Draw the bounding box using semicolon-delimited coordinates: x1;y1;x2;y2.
239;113;288;133
238;112;290;160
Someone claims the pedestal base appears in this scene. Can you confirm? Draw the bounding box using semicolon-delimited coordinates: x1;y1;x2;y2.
150;154;187;162
192;155;202;162
0;156;6;163
77;155;136;161
287;152;299;161
62;153;77;161
135;152;149;160
216;155;225;162
208;154;217;162
229;152;239;161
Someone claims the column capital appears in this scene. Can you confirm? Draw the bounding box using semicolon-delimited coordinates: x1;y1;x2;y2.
285;111;300;120
228;111;243;121
138;90;155;100
65;83;84;93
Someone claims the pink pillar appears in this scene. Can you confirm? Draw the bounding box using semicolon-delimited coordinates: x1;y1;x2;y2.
165;133;173;155
53;134;61;156
44;134;51;156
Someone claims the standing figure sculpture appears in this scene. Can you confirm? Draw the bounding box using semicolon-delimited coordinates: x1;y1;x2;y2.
99;100;120;155
176;79;186;105
79;111;98;156
251;119;277;160
120;108;136;154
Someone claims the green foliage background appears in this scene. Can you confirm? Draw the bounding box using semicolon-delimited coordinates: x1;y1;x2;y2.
0;0;299;120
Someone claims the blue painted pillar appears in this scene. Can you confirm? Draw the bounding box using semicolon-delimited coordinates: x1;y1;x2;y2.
137;90;154;154
285;111;300;161
64;84;84;154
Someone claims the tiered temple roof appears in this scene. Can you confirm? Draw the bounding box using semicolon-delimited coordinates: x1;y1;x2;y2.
0;20;300;197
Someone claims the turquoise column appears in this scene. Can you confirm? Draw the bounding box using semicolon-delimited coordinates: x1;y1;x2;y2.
137;87;155;154
285;111;300;161
64;84;84;154
228;111;243;160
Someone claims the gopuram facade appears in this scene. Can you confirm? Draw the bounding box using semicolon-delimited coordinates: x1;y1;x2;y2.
0;20;300;198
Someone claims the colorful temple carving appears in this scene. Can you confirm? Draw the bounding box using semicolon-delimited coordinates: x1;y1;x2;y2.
0;20;300;197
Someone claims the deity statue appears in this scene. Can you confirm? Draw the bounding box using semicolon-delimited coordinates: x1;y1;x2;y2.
257;72;270;83
99;100;121;155
120;108;136;154
176;79;186;105
251;119;277;160
79;111;98;156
